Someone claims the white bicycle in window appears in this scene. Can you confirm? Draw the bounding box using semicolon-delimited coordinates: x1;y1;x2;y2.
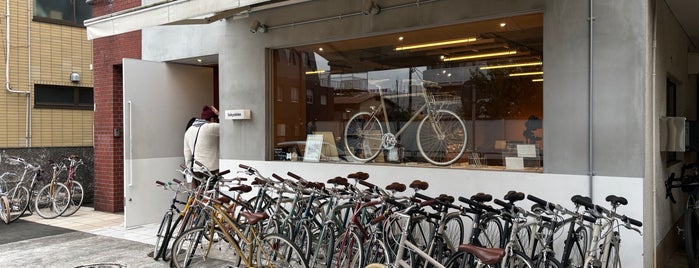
343;83;467;166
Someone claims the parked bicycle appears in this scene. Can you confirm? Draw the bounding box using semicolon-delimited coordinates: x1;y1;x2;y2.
343;81;467;166
3;156;46;222
666;163;699;268
33;159;71;219
60;154;86;217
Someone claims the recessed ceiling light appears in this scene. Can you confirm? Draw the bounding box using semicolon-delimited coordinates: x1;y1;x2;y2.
398;36;404;41
196;59;203;63
318;47;324;51
500;22;507;27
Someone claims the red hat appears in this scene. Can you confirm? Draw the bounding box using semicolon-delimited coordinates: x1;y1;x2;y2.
201;106;216;120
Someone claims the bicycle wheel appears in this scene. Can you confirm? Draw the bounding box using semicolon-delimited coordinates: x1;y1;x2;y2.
364;238;391;267
0;195;9;224
170;227;238;268
444;211;465;252
257;233;309;268
8;186;29;222
160;213;185;261
502;250;533;268
311;222;337;268
478;214;503;248
344;112;384;162
688;207;699;268
333;230;364;268
153;211;174;260
603;243;621;268
284;222;312;261
532;255;561;268
567;225;589;268
61;180;84;217
444;251;476;268
417;109;467;166
34;182;70;219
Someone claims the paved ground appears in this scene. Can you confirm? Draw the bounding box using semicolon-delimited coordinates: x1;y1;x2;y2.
0;208;168;268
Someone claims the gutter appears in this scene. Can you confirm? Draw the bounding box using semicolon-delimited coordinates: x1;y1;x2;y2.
4;0;32;147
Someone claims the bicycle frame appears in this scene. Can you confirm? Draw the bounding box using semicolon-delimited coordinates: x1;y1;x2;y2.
391;212;445;268
369;87;439;144
583;216;616;268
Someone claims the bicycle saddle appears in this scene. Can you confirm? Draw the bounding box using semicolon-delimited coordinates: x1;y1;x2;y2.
327;176;349;186
348;172;370;180
385;182;406;192
409;180;429;190
470;192;492;203
229;185;252;193
504;191;525;202
605;195;628;206
571;195;594;209
437;194;455;204
251;177;267;186
457;244;505;265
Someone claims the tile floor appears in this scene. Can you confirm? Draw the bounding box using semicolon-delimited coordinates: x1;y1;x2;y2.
20;207;159;246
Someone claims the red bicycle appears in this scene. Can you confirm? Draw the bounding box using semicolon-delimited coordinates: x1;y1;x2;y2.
60;154;85;217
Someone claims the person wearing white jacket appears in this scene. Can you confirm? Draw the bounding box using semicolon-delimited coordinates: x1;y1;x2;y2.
183;105;220;184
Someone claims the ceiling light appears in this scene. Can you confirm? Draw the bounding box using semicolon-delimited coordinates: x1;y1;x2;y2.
395;37;478;51
500;22;507;27
196;59;203;63
509;71;544;77
479;62;542;70
318;47;324;52
532;78;544;82
305;70;327;75
398;36;404;41
442;50;517;61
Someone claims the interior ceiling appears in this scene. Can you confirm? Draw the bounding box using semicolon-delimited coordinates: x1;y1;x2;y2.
297;13;544;74
665;0;699;52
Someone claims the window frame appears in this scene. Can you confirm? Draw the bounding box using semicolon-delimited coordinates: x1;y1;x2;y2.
32;0;92;27
34;84;94;110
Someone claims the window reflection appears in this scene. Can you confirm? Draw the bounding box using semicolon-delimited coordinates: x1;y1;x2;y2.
273;14;543;170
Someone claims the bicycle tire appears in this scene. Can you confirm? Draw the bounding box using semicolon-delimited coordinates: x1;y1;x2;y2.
417;109;467;166
444;211;465;253
478;214;503;248
153;211;174;260
284;221;312;261
344;112;384;162
568;225;589;268
170;227;238;268
444;251;476;268
257;233;310;268
364;237;391;267
533;255;561;268
333;230;364;268
0;195;9;224
688;207;699;268
311;222;337;268
34;182;70;219
603;242;621;268
8;186;29;222
61;180;84;217
161;213;185;261
502;250;534;268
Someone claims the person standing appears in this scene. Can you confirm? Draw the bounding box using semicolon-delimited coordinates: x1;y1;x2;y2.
184;105;220;182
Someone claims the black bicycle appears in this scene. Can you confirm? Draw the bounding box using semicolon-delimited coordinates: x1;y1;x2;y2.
666;162;699;268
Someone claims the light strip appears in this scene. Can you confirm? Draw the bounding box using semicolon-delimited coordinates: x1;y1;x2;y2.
442;50;517;61
480;61;542;70
509;71;543;77
395;37;478;51
532;78;544;82
305;70;327;75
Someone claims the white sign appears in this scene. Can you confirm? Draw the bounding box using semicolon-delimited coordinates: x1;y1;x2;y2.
225;109;251;120
505;157;524;169
303;134;324;162
516;144;537;158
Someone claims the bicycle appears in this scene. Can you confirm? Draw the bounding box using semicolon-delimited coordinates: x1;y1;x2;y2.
33;159;71;219
665;163;699;268
343;81;467;166
3;156;46;222
0;172;11;224
60;154;86;217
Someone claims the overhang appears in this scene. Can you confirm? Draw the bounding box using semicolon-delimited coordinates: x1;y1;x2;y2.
84;0;272;40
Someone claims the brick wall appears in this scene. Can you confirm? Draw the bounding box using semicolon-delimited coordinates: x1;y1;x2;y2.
92;0;142;212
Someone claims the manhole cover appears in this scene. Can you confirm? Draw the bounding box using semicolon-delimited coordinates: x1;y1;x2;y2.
74;263;126;268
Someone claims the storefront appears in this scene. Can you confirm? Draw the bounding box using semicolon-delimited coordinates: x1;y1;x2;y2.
86;0;699;266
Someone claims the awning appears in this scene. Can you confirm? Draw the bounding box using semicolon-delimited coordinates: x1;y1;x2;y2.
84;0;271;40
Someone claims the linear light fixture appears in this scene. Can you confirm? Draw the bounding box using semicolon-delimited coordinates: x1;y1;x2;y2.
305;70;327;75
480;61;542;70
532;78;544;82
442;50;517;62
395;37;478;51
509;71;543;77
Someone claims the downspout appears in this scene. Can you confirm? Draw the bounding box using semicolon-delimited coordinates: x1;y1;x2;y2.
650;1;658;266
4;0;32;147
588;0;596;195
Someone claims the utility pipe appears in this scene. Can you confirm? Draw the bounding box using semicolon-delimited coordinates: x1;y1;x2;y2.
4;0;32;147
588;0;596;196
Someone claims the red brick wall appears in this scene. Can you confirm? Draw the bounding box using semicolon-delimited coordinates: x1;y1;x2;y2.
92;1;142;212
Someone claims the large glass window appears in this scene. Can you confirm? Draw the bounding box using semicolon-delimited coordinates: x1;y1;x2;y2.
272;14;543;170
34;0;92;26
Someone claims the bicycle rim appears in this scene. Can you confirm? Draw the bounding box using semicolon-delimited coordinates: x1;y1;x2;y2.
153;212;173;260
364;238;391;267
62;180;84;217
334;230;364;268
258;233;309;268
170;227;238;268
8;186;29;222
344;112;384;162
417;109;467;166
478;215;503;248
34;182;71;219
444;251;476;268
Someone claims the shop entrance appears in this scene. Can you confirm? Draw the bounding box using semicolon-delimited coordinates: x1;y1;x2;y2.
122;58;215;227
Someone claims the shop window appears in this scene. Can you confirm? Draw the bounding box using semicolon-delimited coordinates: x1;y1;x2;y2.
272;14;543;170
33;0;92;27
35;84;93;110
